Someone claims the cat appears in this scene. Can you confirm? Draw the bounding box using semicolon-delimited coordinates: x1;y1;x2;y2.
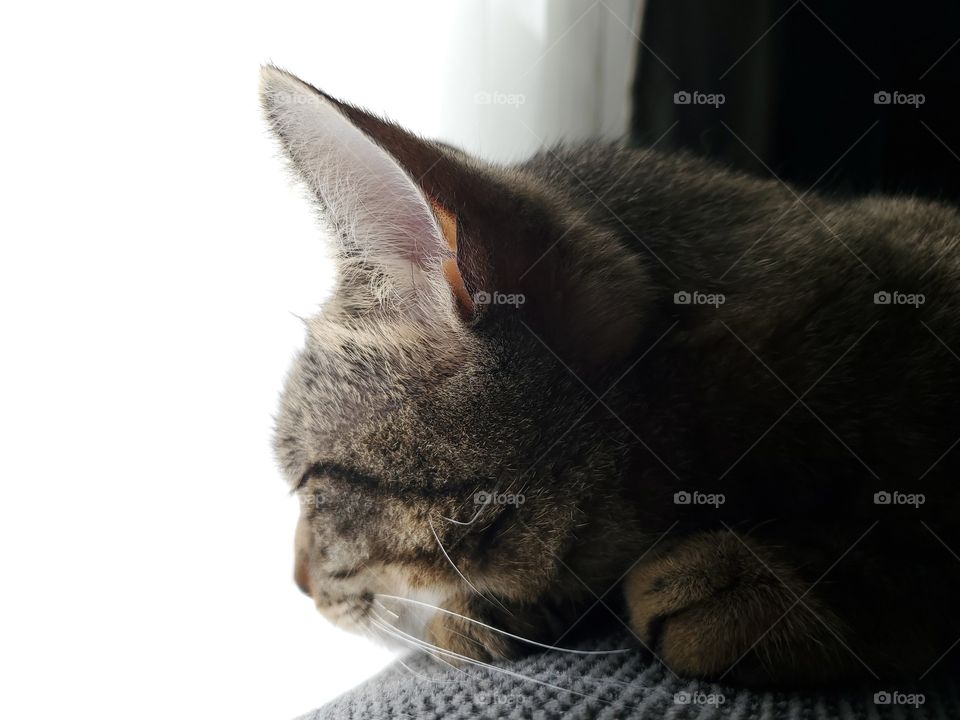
262;65;960;687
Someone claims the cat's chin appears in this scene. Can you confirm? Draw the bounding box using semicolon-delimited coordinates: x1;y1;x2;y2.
322;587;451;653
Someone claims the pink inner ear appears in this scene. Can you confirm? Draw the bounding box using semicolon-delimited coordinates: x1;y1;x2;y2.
346;160;444;266
370;180;442;264
271;84;447;268
263;70;474;319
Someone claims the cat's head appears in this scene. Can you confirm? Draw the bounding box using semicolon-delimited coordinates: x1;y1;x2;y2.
261;66;647;644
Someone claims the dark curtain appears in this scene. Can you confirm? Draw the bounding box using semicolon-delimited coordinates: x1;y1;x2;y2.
631;0;960;201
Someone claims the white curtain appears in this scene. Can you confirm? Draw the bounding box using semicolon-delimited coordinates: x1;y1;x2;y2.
281;0;642;162
435;0;642;160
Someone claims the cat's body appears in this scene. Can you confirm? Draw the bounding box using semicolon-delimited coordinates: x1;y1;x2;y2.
522;144;960;683
263;66;960;686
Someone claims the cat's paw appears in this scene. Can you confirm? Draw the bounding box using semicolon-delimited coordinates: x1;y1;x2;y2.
624;531;855;686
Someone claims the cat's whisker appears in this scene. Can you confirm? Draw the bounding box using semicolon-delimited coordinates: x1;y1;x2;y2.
439;503;486;526
439;487;493;526
372;599;399;619
371;614;676;703
369;618;450;685
375;593;634;655
370;614;494;672
368;613;648;712
367;613;466;679
427;515;513;615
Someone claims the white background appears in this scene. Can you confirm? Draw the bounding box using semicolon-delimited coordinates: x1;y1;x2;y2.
0;2;637;718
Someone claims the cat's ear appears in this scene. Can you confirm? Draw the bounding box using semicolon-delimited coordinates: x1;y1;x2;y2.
260;66;648;366
259;65;472;322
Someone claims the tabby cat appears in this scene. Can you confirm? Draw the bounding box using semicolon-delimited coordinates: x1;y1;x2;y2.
262;65;960;687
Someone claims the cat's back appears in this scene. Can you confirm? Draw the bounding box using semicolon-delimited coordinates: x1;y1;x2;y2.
517;141;960;285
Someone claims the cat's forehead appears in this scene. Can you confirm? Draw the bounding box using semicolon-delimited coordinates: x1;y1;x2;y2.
274;312;465;479
308;312;436;358
304;312;456;389
300;321;418;416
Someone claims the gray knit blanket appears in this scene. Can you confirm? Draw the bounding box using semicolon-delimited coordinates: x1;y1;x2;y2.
297;633;956;719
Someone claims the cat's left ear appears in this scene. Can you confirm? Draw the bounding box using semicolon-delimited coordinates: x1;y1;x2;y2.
261;66;649;366
260;65;474;323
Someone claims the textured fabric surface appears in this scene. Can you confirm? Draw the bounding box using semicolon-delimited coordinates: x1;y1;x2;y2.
297;633;957;719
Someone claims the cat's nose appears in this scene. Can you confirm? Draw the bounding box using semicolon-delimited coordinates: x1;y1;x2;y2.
294;556;311;596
